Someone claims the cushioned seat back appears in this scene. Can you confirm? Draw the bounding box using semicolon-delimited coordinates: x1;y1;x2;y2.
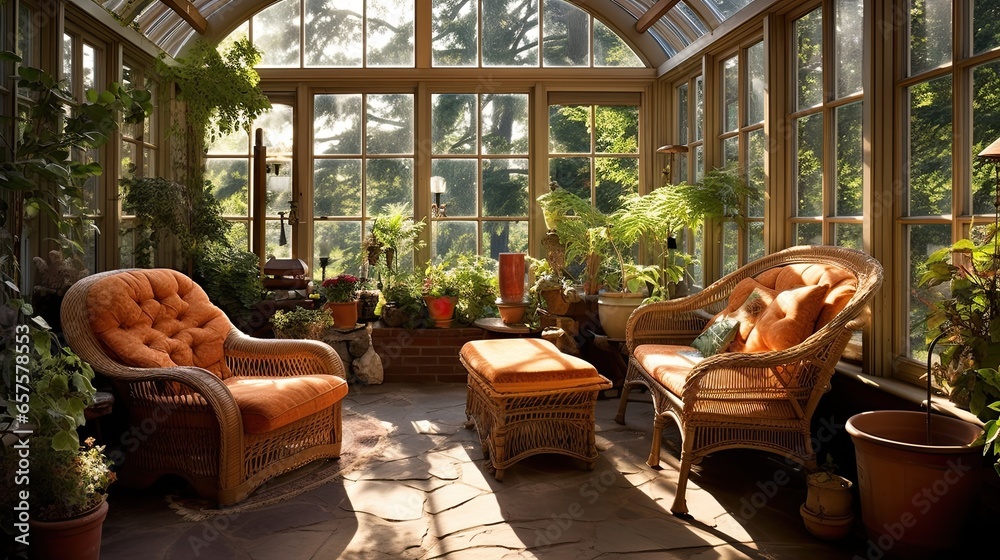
85;269;232;377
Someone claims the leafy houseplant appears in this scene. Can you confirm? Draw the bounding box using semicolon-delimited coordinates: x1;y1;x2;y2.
270;307;335;339
320;274;366;303
421;256;499;327
363;204;426;287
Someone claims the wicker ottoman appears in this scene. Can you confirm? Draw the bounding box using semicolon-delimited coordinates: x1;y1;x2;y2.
460;338;612;481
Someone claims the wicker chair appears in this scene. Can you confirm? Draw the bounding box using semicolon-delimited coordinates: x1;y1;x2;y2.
614;245;883;515
61;269;348;506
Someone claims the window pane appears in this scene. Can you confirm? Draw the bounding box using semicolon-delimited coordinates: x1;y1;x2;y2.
707;0;753;19
543;0;589;67
694;145;704;182
366;158;414;215
82;43;96;93
595;106;638;154
208;128;250;154
909;0;952;76
795;113;823;217
747;221;764;261
366;94;414;154
907;224;952;359
595;157;637;213
746;129;765;216
834;223;862;249
723;56;738;132
795;9;823;110
256;0;301;67
690;227;704;288
796;222;822;245
483;0;539;67
549;105;591;153
314;159;362;217
678;83;689;144
835;101;863;216
907;76;952;216
972;61;1000;214
227;222;250;252
483;221;528;258
121;140;136;179
62;34;73;93
258;104;295;155
266;219;293;259
594;19;642;67
974;0;1000;54
722;136;739;167
367;0;415;67
694;76;704;141
482;94;528;155
432;0;478;66
549;157;590;199
206;159;250;216
721;220;739;275
836;0;864;98
306;0;362;67
483;158;528;216
746;42;765;125
432;159;477;217
315;94;363;155
266;168;293;217
434;221;478;257
315;221;363;273
432;94;476;154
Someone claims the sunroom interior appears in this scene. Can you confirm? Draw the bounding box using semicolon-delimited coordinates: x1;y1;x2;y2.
3;0;1000;558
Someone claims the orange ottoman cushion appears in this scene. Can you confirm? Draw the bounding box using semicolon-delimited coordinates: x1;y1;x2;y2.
225;375;348;433
460;339;606;392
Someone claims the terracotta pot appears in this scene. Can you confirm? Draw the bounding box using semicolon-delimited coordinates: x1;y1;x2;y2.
846;410;985;557
597;292;645;340
805;471;853;518
29;499;108;560
497;300;528;325
799;503;854;541
380;302;407;327
423;295;457;328
324;301;359;329
539;289;571;316
498;253;526;303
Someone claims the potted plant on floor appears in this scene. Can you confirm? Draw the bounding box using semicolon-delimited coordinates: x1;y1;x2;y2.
799;455;854;540
271;307;336;339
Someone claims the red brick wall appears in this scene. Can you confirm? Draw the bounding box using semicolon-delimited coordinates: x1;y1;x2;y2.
371;326;486;382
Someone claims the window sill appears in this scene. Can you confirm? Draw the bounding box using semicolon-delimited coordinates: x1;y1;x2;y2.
834;363;984;428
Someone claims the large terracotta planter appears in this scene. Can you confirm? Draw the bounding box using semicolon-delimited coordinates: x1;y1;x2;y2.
29;499;108;560
498;253;526;303
597;292;645;340
324;301;359;329
423;295;457;328
846;410;985;557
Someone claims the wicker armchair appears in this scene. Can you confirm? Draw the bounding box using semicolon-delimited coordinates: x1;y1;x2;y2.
614;245;883;515
61;269;348;506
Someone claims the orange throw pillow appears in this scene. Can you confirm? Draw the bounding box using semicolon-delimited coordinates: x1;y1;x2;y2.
726;287;777;352
744;284;829;352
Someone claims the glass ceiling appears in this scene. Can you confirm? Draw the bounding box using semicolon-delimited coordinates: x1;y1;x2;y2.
98;0;756;66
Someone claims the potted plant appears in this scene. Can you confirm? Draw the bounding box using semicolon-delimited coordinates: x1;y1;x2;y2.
377;272;423;328
2;302;115;560
364;204;427;288
270;307;336;339
535;183;609;295
421;260;462;328
528;254;582;317
320;273;366;329
799;455;854;540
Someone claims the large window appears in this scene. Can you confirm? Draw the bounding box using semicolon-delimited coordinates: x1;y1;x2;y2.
675;74;705;286
118;61;159;268
903;1;1000;377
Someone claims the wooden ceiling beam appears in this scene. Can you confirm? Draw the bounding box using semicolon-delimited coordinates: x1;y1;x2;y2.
635;0;682;34
159;0;208;35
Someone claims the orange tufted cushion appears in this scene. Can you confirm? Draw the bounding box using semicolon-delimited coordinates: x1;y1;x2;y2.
460;339;607;393
86;269;232;377
753;267;783;289
225;375;348;433
744;284;829;352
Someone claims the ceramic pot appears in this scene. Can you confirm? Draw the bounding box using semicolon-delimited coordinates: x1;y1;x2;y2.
805;471;853;518
539;289;571;316
324;301;359;329
498;253;526;303
497;300;528;325
29;499;108;560
846;410;985;557
380;302;407;327
799;503;853;541
423;295;457;328
597;292;645;340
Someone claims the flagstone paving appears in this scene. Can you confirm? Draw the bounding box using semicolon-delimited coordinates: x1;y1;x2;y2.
98;383;985;559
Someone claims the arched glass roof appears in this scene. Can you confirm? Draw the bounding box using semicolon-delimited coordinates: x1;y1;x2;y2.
97;0;757;66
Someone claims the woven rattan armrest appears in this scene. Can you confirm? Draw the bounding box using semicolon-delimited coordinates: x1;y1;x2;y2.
224;329;347;378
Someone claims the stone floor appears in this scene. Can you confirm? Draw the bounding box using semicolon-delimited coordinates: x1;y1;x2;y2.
98;383;981;559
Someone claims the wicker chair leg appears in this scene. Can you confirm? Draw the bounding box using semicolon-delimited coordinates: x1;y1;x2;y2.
614;382;633;425
671;455;692;515
647;416;666;467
